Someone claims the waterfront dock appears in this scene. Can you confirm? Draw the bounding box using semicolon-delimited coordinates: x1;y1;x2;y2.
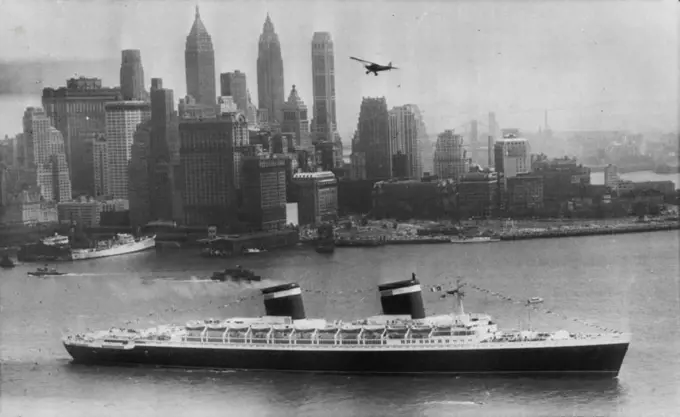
500;221;680;241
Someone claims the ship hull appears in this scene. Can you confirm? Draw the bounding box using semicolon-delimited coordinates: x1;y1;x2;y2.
70;237;156;261
64;341;628;377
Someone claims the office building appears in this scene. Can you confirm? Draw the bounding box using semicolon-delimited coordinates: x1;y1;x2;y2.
257;14;285;123
42;77;121;195
120;49;145;101
179;113;248;226
493;138;531;179
434;130;467;181
240;154;288;231
22;107;72;202
388;104;424;179
185;6;216;107
104;101;151;199
220;71;248;113
281;85;311;150
353;97;391;180
128;124;152;227
311;32;337;138
292;171;338;226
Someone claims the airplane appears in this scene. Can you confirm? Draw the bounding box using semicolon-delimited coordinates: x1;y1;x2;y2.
350;56;399;76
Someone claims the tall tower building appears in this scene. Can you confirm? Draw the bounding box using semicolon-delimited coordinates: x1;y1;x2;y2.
488;112;497;168
149;78;181;222
354;97;391;180
281;85;311;150
388;104;424;179
493;137;531;179
128;124;152;227
42;77;121;196
311;32;337;137
104;101;151;199
120;49;145;101
257;13;285;124
22;107;72;202
92;135;108;197
179;113;248;226
433;130;467;181
185;6;216;107
220;71;248;113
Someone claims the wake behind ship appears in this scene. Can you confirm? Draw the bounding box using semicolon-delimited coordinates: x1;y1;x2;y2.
62;278;630;376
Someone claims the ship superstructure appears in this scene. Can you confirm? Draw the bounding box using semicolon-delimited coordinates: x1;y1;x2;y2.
63;279;630;376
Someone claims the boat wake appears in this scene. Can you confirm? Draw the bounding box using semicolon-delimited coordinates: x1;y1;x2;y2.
424;400;483;406
66;272;127;277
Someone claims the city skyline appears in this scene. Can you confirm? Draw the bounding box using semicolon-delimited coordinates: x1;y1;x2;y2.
0;1;677;140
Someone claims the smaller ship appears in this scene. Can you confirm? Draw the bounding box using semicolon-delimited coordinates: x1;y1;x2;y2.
211;266;262;283
242;248;267;256
0;254;16;268
450;236;500;244
27;265;66;277
70;234;156;261
315;223;335;254
41;233;70;247
527;297;544;305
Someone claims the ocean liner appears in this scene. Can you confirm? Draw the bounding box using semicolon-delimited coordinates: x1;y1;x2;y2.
62;278;630;376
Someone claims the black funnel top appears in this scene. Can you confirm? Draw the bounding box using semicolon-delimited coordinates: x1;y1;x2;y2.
377;278;425;319
261;283;306;320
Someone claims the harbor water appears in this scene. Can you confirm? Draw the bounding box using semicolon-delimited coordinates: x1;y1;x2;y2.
1;231;679;416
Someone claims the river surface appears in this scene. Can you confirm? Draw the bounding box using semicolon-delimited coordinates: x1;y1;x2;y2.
1;231;679;416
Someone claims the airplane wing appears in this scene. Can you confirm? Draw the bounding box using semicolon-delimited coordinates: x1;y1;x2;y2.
350;56;376;65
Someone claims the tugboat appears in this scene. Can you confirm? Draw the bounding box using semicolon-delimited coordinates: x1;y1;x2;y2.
0;254;16;268
62;276;631;377
28;265;66;277
210;265;262;283
242;247;267;256
315;223;335;254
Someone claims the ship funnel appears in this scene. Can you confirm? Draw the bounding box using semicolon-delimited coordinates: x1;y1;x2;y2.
377;278;425;319
261;283;306;320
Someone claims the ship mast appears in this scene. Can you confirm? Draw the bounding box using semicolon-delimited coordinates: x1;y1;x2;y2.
446;280;466;315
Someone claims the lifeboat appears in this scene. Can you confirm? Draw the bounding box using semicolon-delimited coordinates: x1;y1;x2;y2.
207;322;227;331
185;320;206;331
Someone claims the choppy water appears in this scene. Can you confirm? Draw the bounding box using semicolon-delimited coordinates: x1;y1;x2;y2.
1;231;679;416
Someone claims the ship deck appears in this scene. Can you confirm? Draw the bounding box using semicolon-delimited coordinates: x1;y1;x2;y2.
65;328;631;352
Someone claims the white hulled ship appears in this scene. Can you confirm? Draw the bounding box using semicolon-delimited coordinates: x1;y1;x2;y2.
62;278;630;376
70;234;156;260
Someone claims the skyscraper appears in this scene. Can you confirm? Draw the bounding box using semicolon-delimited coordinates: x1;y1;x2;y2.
42;77;121;196
354;97;391;180
128;124;152;227
93;135;108;197
185;6;216;107
434;130;467;181
388;104;425;179
257;13;285;124
179;113;248;226
120;49;145;101
22;107;72;202
311;32;337;137
104;101;151;199
149;78;181;222
281;85;311;150
220;71;248;113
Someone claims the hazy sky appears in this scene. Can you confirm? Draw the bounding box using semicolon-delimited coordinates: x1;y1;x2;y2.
0;0;677;140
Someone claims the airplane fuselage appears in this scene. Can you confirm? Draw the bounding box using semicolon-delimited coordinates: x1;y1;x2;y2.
365;64;391;76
